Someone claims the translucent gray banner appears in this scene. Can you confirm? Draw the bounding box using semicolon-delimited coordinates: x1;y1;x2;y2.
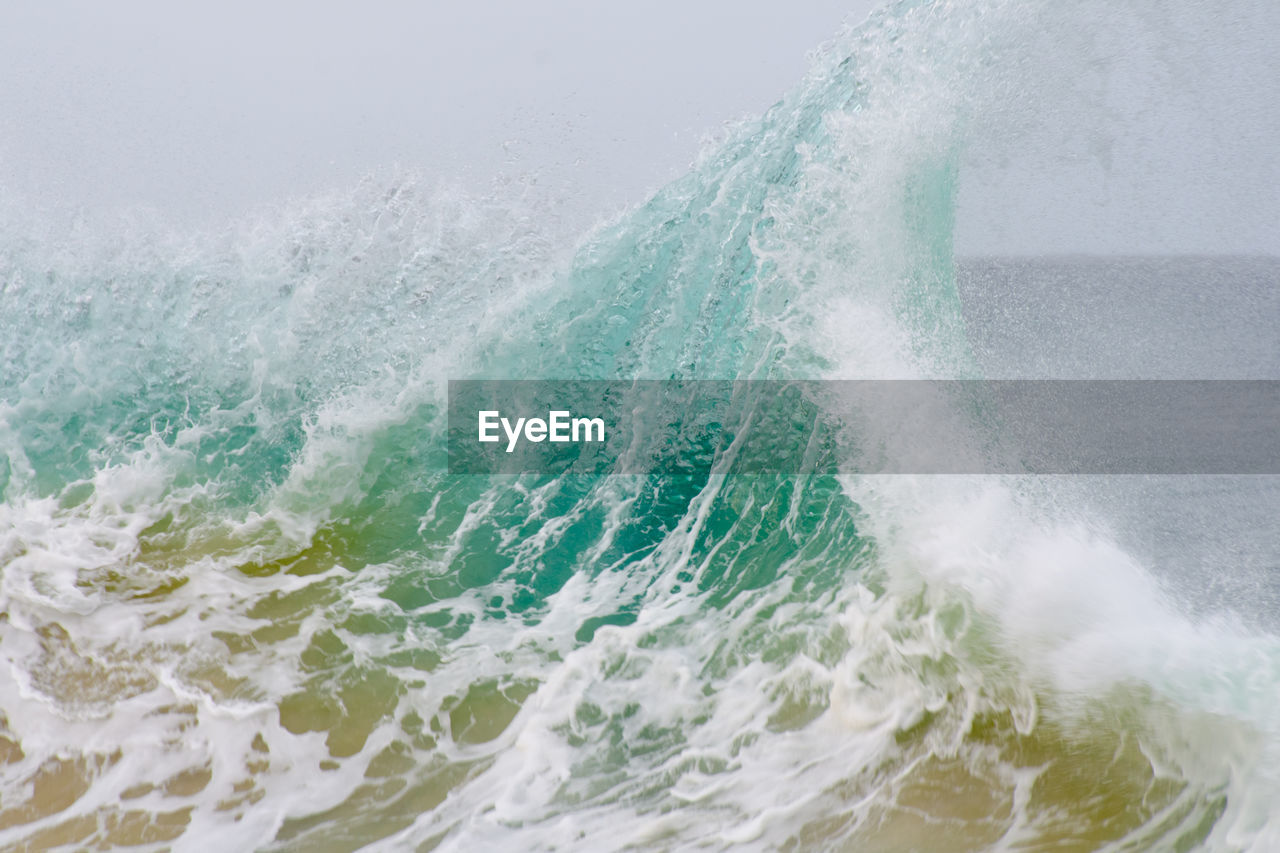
447;380;1280;475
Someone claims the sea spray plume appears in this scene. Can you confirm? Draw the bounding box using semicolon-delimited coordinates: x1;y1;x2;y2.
0;176;562;501
503;0;1028;383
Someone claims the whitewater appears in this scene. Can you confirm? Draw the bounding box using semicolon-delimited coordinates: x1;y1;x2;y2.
1;0;1278;850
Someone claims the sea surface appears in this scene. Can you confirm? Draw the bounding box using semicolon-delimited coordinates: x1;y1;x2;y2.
2;1;1279;850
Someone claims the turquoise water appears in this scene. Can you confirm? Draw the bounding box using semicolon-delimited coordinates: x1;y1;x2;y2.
1;1;1278;850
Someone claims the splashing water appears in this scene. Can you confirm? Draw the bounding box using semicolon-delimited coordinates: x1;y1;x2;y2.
2;1;1278;850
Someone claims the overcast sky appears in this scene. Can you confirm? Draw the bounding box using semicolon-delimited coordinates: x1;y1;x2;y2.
2;0;1277;255
0;1;869;224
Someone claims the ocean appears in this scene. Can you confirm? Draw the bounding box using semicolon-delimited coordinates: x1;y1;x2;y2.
2;1;1278;850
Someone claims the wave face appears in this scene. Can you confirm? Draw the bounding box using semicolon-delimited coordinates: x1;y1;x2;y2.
2;0;1278;850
